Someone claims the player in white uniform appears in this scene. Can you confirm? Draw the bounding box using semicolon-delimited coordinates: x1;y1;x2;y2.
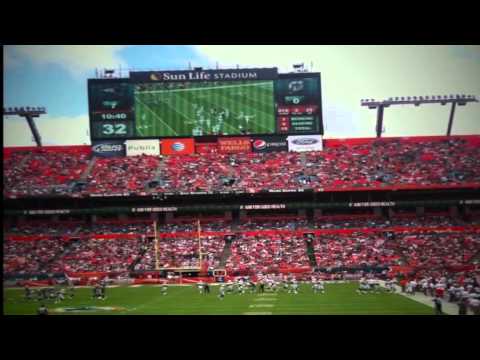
218;285;225;300
291;280;299;295
317;280;325;294
357;278;370;294
161;284;168;296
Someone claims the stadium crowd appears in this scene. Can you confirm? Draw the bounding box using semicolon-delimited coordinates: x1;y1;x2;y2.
4;216;480;277
226;234;310;274
50;238;145;272
4;137;480;198
313;215;464;229
4;239;66;275
4;148;89;198
83;155;161;195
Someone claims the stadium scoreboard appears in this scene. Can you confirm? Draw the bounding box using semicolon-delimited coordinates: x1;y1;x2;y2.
88;68;323;140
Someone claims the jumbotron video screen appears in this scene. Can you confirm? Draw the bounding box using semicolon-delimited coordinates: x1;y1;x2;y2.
134;80;275;137
88;68;323;140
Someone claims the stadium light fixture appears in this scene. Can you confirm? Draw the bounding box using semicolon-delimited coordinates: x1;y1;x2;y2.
362;93;479;138
3;105;47;146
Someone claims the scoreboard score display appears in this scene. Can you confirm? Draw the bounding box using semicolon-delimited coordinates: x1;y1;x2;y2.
88;68;323;140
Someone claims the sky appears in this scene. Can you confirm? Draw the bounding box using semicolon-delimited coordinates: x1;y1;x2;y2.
3;45;480;146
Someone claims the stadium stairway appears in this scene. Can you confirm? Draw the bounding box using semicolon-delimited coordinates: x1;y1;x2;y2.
38;237;79;273
219;237;233;268
18;152;32;168
79;156;97;181
305;239;318;268
128;240;151;271
145;157;167;192
469;248;480;264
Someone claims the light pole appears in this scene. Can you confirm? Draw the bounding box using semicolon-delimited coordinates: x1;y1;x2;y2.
361;95;478;138
3;106;47;146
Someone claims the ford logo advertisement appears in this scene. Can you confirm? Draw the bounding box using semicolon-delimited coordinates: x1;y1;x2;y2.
287;135;323;152
292;138;318;145
251;136;288;153
92;141;125;157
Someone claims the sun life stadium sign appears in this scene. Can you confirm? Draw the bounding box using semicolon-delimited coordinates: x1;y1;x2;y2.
129;68;278;83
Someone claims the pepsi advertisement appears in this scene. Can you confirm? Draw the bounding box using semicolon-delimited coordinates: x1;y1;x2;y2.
251;135;288;153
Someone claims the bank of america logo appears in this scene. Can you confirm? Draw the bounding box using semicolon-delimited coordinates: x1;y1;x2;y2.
171;142;185;151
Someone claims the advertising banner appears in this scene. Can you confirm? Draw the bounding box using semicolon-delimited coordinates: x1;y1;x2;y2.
195;143;218;154
161;138;195;155
287;135;323;152
92;140;126;157
218;137;251;153
251;135;288;153
126;139;160;156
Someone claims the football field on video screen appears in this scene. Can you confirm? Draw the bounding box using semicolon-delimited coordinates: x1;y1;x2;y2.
134;80;275;137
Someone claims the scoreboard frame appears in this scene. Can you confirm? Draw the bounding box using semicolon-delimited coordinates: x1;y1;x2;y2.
88;69;324;142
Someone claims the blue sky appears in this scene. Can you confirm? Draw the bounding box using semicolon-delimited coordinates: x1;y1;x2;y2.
3;45;480;146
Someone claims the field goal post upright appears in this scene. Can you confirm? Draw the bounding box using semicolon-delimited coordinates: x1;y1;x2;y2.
197;219;209;276
154;220;159;271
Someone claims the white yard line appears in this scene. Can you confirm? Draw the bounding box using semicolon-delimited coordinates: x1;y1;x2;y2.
243;312;272;315
135;96;179;136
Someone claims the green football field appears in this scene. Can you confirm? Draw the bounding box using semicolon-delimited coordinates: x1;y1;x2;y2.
4;283;435;315
134;80;275;137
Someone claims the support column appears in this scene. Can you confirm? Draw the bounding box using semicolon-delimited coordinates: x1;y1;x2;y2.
447;102;456;136
165;212;174;223
388;208;395;218
449;205;459;217
239;210;247;221
416;207;425;216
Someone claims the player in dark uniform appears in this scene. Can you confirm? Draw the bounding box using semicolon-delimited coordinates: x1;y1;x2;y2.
38;288;48;302
49;288;57;301
68;285;75;299
100;280;107;300
433;296;443;315
37;304;48;316
259;280;265;293
24;285;33;301
204;283;210;294
93;284;103;300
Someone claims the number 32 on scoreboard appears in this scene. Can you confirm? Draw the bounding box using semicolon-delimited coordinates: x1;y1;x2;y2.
102;123;127;135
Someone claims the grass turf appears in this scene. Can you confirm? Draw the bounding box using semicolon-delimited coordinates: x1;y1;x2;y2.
4;283;434;315
134;80;275;137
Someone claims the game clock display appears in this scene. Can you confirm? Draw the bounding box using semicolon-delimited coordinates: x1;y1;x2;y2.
91;121;134;138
